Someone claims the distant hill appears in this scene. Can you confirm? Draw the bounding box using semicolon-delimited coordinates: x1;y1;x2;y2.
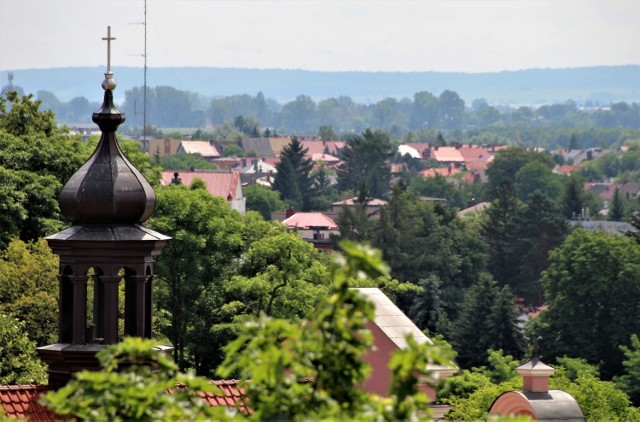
2;65;639;106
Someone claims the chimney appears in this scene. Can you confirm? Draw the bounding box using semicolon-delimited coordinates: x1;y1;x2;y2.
285;208;296;218
517;356;555;393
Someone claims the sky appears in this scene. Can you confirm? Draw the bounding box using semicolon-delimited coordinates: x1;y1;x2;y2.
0;0;639;74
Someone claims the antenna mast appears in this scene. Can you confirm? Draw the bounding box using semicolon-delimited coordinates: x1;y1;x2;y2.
142;0;148;153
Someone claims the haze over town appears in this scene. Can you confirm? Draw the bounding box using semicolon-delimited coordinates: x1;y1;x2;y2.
1;0;639;73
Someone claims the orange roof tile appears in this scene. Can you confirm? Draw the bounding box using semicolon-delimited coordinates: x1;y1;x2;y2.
0;385;55;420
282;212;338;230
1;381;250;419
161;170;241;201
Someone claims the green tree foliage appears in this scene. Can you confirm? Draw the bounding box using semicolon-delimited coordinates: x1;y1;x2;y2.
221;143;246;157
42;338;229;421
217;241;450;420
512;191;568;305
562;174;586;219
449;274;523;369
533;229;640;379
158;152;219;171
148;184;330;375
336;187;375;242
243;184;285;220
614;334;640;406
438;90;466;130
271;137;315;211
485;147;555;199
0;92;87;246
0;238;59;346
123;86;206;128
0;313;47;384
374;184;487;323
608;187;627;221
409;173;468;209
408;275;450;334
147;184;247;368
481;181;521;288
280;95;316;133
440;353;640;421
337;129;396;199
308;167;338;211
514;161;563;201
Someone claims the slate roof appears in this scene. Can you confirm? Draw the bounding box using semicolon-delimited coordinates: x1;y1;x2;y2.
282;212;338;230
240;138;274;158
179;141;220;158
161;170;242;201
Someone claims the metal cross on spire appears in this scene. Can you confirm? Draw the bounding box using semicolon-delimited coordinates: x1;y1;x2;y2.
102;26;116;74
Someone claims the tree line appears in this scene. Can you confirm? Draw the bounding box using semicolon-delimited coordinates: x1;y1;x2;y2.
33;85;639;140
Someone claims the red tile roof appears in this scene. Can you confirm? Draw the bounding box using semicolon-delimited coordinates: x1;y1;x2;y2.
161;170;242;201
0;385;55;421
1;381;249;419
282;212;338;230
178;380;250;415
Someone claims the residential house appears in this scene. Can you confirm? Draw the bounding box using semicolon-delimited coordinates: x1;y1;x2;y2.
355;288;456;420
146;138;183;159
553;164;581;176
177;141;220;161
161;170;246;215
281;211;339;250
430;146;465;166
268;136;293;157
563;148;604;165
402;143;432;159
240;137;274;158
398;144;421;159
331;197;387;217
300;140;345;157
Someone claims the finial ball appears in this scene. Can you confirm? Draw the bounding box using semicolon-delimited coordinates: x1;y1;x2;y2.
102;77;117;91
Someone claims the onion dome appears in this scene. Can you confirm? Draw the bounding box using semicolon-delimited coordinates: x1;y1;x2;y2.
59;69;155;224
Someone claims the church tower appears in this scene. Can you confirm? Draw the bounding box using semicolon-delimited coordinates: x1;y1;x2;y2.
37;27;171;389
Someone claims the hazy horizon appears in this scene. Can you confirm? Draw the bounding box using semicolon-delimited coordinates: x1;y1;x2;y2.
1;0;639;74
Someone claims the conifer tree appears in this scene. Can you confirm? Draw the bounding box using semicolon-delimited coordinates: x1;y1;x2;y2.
562;174;585;219
513;190;568;305
609;187;626;221
481;181;521;288
272;137;314;211
450;274;523;369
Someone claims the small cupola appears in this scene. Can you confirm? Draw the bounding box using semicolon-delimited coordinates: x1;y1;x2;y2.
517;355;555;393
